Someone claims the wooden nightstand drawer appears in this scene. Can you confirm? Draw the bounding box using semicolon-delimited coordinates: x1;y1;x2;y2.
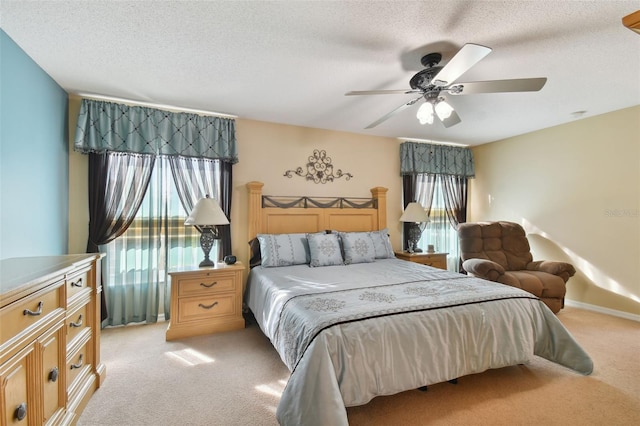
167;262;245;341
177;273;236;297
178;294;237;323
395;251;448;270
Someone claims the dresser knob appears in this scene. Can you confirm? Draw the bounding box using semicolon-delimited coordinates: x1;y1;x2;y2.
200;281;217;288
15;402;27;421
49;367;59;382
71;277;83;288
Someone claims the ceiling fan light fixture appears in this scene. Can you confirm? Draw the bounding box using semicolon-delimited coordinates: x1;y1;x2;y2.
416;102;434;125
435;99;454;120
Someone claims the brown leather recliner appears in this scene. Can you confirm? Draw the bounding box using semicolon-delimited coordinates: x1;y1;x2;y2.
457;221;575;313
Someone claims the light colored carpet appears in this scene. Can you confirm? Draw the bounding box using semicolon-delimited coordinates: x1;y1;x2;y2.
78;307;640;425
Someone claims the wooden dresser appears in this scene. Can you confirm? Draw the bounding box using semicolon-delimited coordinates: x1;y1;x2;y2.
395;251;448;270
166;262;245;341
0;254;105;425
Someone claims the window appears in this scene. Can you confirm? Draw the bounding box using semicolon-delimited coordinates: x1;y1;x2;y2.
100;157;219;326
415;176;461;272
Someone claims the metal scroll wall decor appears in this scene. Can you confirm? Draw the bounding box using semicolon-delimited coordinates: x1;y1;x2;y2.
284;149;353;184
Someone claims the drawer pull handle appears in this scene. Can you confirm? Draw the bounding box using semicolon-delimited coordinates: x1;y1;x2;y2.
14;402;27;421
70;314;83;328
198;301;219;310
200;281;217;288
71;277;83;288
49;367;59;382
70;354;84;370
23;301;43;316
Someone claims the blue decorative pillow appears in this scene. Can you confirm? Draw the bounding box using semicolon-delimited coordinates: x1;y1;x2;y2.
339;232;375;265
368;228;395;259
257;233;310;267
307;233;343;267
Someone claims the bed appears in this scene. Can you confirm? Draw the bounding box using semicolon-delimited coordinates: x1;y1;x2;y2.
244;182;593;426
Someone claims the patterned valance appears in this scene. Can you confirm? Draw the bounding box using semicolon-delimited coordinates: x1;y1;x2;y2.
400;141;474;177
74;99;238;163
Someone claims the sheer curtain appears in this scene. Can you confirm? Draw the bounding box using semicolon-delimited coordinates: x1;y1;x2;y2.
169;156;230;261
87;152;155;321
415;175;461;272
100;157;204;326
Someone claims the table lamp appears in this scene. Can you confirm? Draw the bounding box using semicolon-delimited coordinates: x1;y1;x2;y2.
185;195;229;267
399;202;429;253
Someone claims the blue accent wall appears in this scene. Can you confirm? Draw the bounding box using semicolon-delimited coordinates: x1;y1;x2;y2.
1;30;69;259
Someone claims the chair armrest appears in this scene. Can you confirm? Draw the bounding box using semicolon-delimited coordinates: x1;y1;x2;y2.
527;260;576;282
462;258;505;281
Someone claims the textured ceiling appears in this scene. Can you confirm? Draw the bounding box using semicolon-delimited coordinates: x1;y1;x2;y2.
2;0;639;146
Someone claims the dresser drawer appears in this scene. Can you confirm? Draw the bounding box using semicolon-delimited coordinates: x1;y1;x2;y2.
177;294;237;323
0;283;63;347
67;268;90;304
66;302;89;346
66;336;91;394
177;273;236;297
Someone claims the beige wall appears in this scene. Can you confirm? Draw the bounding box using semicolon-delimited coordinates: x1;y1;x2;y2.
68;96;88;254
470;106;640;316
232;118;403;266
68;95;639;316
67;96;404;269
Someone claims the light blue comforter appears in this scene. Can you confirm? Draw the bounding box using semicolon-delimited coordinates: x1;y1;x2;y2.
246;259;593;426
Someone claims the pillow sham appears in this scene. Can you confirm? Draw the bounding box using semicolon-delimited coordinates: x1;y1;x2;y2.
257;233;310;267
307;232;343;267
338;232;376;265
368;228;395;259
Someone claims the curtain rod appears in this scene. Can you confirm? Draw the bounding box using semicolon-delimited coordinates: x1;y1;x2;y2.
397;137;469;147
74;92;238;118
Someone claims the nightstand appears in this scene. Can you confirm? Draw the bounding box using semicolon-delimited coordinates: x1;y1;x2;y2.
395;251;448;270
166;262;245;341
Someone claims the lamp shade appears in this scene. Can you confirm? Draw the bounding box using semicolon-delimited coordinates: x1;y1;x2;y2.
416;102;434;125
399;202;429;223
184;195;229;226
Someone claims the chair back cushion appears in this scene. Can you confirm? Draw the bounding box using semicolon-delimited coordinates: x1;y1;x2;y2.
457;221;533;270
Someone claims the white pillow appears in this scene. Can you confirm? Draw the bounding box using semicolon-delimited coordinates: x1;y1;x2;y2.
257;233;310;267
339;232;376;265
307;233;343;267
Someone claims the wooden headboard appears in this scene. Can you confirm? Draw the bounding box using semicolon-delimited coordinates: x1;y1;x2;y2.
246;181;388;241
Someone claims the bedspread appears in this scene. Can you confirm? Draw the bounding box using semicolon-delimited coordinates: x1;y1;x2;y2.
246;259;593;426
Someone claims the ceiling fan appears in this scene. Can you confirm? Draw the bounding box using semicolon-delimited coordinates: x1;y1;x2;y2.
346;43;547;129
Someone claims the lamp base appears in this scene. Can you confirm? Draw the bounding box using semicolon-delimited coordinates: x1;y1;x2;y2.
198;227;216;268
199;258;215;267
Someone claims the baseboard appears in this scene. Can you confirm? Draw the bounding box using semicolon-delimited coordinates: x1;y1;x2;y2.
565;299;640;322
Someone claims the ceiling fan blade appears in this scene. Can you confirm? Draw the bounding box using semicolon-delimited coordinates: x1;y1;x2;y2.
346;89;421;95
364;96;423;129
431;43;492;87
449;77;547;95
